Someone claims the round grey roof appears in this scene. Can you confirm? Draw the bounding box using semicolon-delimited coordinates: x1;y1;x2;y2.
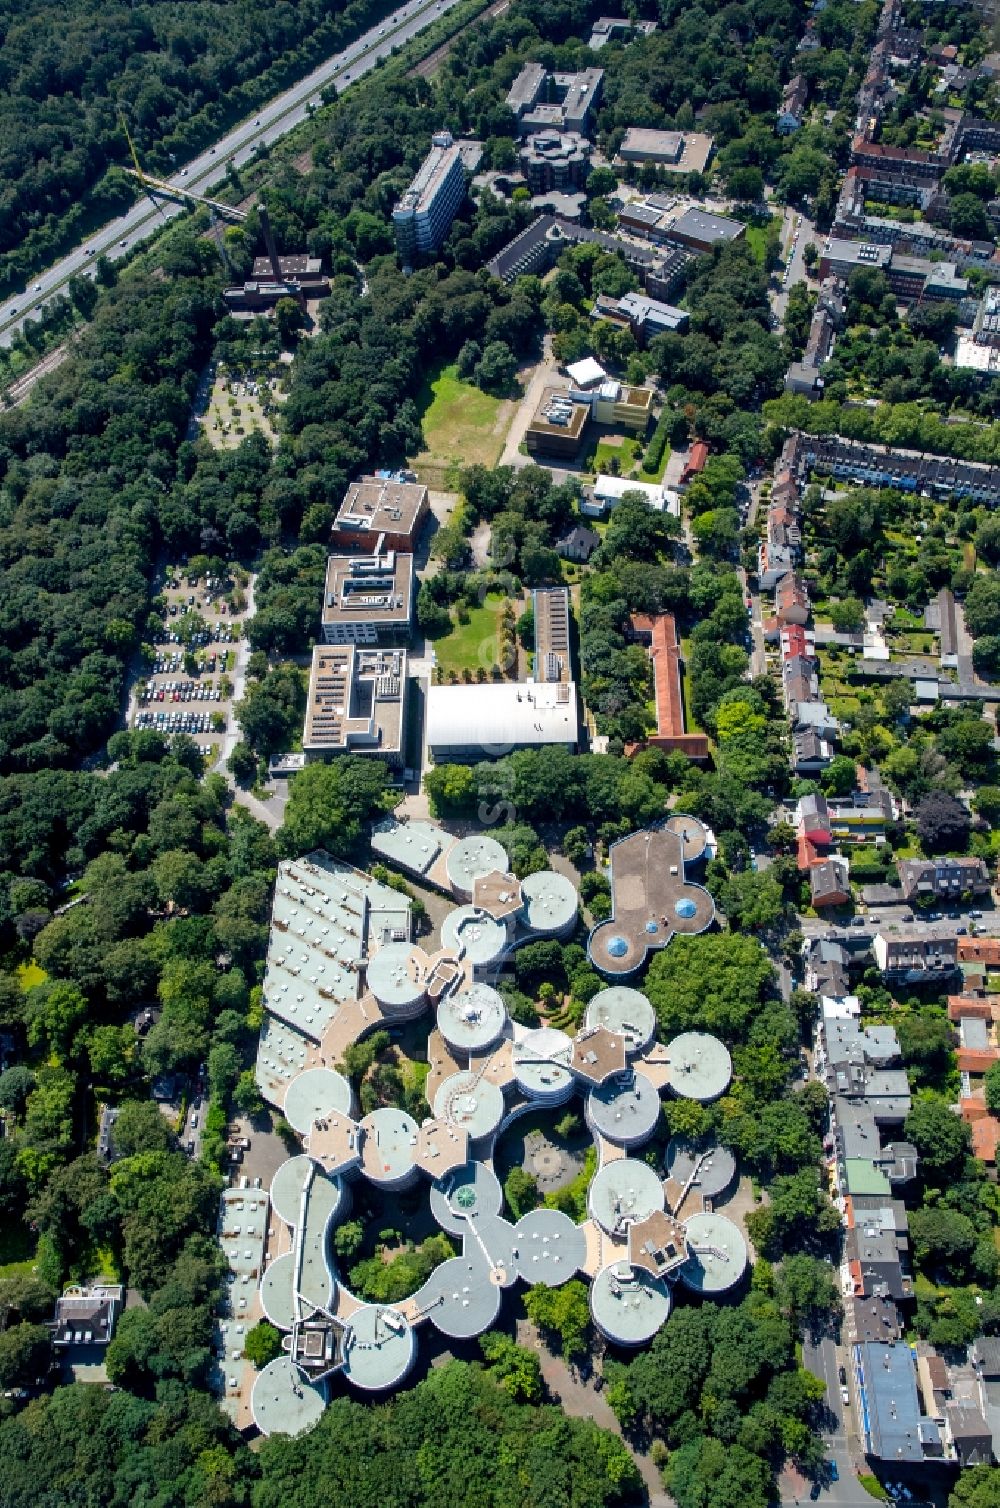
663;813;709;862
446;835;509;895
664;1138;737;1200
680;1212;748;1294
440;905;509;967
474;1212;520;1286
512;1208;587;1286
282;1067;353;1135
359;1107;418;1185
665;1032;732;1103
420;1253;502;1339
433;1071;505;1141
366;942;426;1011
251;1356;326;1437
437;983;508;1054
259;1251;296;1331
588;1158;665;1237
342;1304;416;1391
520;869;579;935
590;1262;672;1346
585;987;656;1054
513;1026;574;1099
430;1161;503;1236
270;1154;315;1227
586;1070;661;1146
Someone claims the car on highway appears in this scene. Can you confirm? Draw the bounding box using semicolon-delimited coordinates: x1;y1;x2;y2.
840;1386;849;1404
33;283;42;292
181;168;188;176
254;117;261;126
119;239;127;247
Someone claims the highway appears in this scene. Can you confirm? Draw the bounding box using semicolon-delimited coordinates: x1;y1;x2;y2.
0;0;467;349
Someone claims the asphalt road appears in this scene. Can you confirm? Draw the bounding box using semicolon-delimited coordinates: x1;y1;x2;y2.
800;905;1000;940
0;0;467;348
771;207;818;323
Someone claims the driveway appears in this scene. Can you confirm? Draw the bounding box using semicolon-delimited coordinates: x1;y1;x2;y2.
500;337;558;468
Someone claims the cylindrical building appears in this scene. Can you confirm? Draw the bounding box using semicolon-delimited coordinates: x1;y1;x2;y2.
586;1070;661;1149
436;983;508;1058
359;1107;419;1190
513;1026;575;1106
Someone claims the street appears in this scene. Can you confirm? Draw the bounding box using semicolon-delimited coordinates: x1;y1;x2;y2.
0;0;468;347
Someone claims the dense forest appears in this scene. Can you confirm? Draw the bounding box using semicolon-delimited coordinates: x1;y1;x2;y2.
0;0;401;294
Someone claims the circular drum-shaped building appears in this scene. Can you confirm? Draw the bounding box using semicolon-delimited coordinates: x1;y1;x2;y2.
585;986;656;1057
282;1067;353;1135
251;1356;326;1437
420;1253;502;1339
433;1071;505;1145
664;1138;737;1204
520;870;579;939
440;906;509;974
270;1154;316;1227
664;1032;733;1103
513;1026;575;1105
586;1070;661;1149
512;1208;587;1287
366;942;426;1018
588;1158;665;1238
446;835;509;901
590;1262;672;1346
259;1251;297;1332
359;1107;419;1190
437;983;508;1057
680;1211;748;1295
341;1304;416;1392
430;1160;503;1237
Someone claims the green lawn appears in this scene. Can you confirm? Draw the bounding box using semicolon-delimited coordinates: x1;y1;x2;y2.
410;363;511;483
744;216;778;266
433;592;508;677
586;435;669;484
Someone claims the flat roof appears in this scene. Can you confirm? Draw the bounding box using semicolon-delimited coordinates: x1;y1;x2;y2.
585;986;656;1053
680;1212;748;1293
520;869;579;933
260;1251;297;1331
260;854;410;1049
269;1154;315;1226
436;982;508;1054
440;905;509;966
331;476;428;544
321;552;413;633
371;817;446;877
618;128;713;174
664;1137;736;1199
445;834;510;894
366;941;426;1011
255;1012;314;1105
664;1032;732;1102
513;1025;575;1097
588;822;715;977
252;1355;326;1437
393;133;464;220
419;1252;502;1338
588;1158;665;1236
587;1069;661;1144
533;587;572;686
669;206;744;244
303;645;407;757
433;1070;506;1140
282;1067;353;1134
429;1159;503;1235
359;1107;419;1184
526;387;590;440
512;1208;588;1285
428;680;580;756
590;1262;672;1345
342;1304;416;1391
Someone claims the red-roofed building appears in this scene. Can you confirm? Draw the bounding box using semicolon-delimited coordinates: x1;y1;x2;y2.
957;1048;999;1075
962;1100;1000;1164
781;625;813;661
948;996;995;1022
680;441;709;485
625;613;710;760
959;938;1000;967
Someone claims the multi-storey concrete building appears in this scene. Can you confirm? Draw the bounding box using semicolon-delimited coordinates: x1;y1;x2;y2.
392;131;467;263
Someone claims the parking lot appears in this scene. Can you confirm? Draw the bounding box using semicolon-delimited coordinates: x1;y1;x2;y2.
132;565;253;755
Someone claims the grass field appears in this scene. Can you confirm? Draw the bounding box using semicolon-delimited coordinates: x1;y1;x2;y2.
410;364;511;484
744;216;779;265
433;592;508;676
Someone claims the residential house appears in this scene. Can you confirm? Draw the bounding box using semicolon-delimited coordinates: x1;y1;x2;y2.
811;857;852;908
555;524;601;562
777;75;809;133
775;573;810;626
896;856;991;903
51;1285;124;1348
872;929;959;984
793;729;835;775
